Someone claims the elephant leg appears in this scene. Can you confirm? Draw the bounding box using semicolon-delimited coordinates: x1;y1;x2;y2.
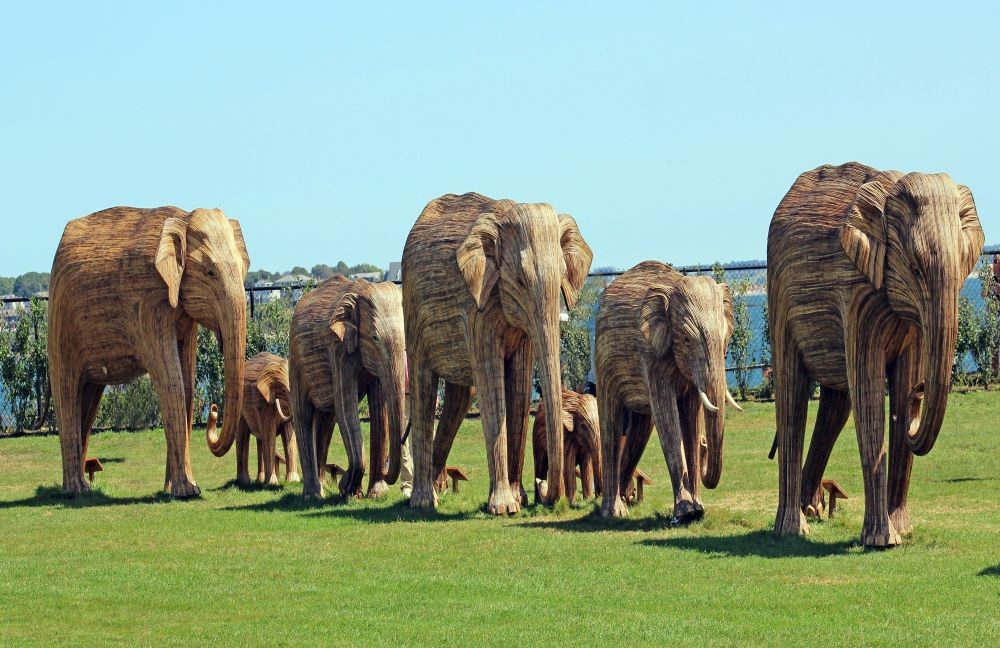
531;409;548;501
314;409;336;479
281;421;300;482
178;328;197;482
294;390;323;498
259;422;279;486
847;329;898;548
55;365;89;494
366;382;390;498
580;453;595;499
563;440;578;503
408;356;440;510
145;328;200;498
800;386;851;517
647;376;699;521
504;344;534;506
470;346;518;515
678;388;705;513
618;411;652;504
255;436;266;483
235;417;252;486
431;381;473;491
888;343;919;536
598;387;628;518
773;332;811;537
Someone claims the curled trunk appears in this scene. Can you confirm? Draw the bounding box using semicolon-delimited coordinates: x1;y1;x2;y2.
206;322;246;457
906;321;955;456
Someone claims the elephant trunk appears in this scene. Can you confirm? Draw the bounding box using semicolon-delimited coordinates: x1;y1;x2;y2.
698;369;727;489
906;315;956;456
206;316;247;457
383;360;405;485
534;323;565;504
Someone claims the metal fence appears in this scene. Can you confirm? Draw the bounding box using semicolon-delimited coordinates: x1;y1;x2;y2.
3;249;998;434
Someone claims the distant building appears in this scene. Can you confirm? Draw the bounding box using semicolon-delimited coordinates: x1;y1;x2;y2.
385;261;402;283
348;271;382;283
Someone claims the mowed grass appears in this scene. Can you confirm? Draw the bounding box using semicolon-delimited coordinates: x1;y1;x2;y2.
1;393;998;647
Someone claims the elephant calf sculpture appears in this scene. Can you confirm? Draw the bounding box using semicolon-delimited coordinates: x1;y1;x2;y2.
768;162;984;547
50;206;249;497
402;192;593;514
596;261;739;521
532;390;602;503
207;352;299;486
290;276;405;500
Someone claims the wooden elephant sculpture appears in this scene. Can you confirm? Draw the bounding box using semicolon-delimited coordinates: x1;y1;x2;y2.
49;206;249;497
532;390;602;503
767;162;984;547
290;276;405;500
207;352;299;485
596;261;740;522
402;192;593;514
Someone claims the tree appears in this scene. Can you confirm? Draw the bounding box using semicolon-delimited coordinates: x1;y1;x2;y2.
245;269;276;286
349;263;383;275
334;261;350;275
311;264;336;280
13;272;50;297
0;276;13;295
290;266;308;276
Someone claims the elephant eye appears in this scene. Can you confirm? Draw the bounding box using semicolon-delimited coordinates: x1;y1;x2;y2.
207;269;216;278
372;334;380;342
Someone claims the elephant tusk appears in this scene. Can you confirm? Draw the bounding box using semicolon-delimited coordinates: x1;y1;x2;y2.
205;404;220;445
725;390;743;412
698;390;719;413
275;398;290;422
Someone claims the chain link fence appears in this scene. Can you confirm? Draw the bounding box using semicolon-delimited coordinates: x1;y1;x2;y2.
3;250;999;435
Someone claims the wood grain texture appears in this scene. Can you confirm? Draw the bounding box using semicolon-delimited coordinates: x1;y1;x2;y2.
767;162;984;547
596;261;735;521
210;352;298;486
289;276;406;500
49;206;249;497
531;390;602;503
402;193;593;514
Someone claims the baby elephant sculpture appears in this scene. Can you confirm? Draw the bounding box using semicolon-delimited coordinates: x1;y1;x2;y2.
596;261;740;522
532;390;602;503
768;162;984;547
207;352;300;485
49;206;249;497
290;276;406;500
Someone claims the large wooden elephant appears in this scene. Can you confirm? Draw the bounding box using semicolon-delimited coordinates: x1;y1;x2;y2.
532;390;602;503
207;352;299;486
49;206;249;497
402;192;593;514
290;276;405;500
596;261;739;521
768;162;984;547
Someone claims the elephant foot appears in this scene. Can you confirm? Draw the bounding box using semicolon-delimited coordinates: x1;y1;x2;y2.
63;474;92;496
774;506;809;537
302;486;325;501
486;486;521;515
285;471;301;483
802;488;825;519
337;470;364;500
366;480;389;499
600;496;629;518
237;475;252;487
265;473;279;486
409;484;438;509
861;517;901;549
671;499;704;525
511;481;528;506
888;506;912;537
166;476;201;499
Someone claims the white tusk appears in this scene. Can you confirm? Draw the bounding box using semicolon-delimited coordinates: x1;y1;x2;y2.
275;398;290;422
725;390;743;412
698;390;719;413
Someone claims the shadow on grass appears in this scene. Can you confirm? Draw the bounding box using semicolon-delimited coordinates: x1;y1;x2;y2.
517;508;677;533
977;565;1000;578
210;479;286;493
936;477;996;484
222;492;494;523
640;529;856;558
0;485;170;509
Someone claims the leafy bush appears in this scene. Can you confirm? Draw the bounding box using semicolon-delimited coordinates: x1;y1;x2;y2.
0;298;51;433
94;377;162;430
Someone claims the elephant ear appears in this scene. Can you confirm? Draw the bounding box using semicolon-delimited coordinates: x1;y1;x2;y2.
639;287;672;357
719;282;735;339
329;290;360;354
256;373;278;404
456;212;500;310
229;219;251;277
558;214;593;309
957;185;985;278
840;181;890;289
155;216;188;308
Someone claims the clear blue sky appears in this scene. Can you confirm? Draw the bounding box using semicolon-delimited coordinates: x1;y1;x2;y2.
1;1;997;276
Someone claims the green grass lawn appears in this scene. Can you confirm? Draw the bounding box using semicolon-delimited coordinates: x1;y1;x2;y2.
1;392;998;647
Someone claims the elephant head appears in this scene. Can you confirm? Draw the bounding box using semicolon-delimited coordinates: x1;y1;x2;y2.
640;275;739;488
252;353;293;483
158;208;249;458
457;203;593;501
841;174;984;455
330;281;406;488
